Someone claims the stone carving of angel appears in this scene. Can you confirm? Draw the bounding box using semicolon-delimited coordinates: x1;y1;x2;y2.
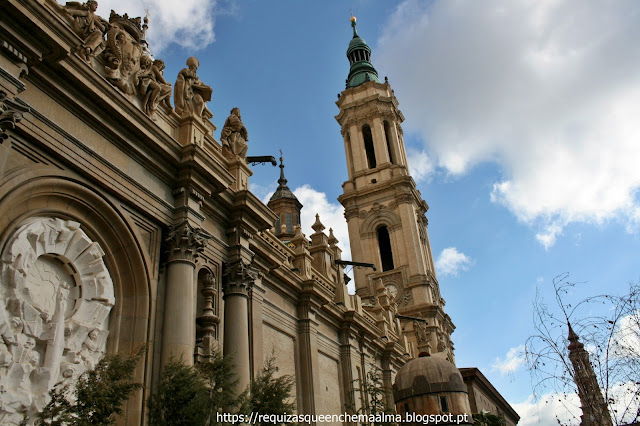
137;57;172;118
62;0;108;62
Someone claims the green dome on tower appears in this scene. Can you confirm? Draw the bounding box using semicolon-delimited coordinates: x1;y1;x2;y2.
345;16;381;88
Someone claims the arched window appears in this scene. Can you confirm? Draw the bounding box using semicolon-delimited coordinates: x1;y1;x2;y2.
362;125;376;169
383;120;394;164
377;226;394;271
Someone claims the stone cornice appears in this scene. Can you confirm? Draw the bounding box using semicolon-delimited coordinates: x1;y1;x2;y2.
230;189;277;233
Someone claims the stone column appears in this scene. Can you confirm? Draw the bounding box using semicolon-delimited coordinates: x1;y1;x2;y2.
223;259;257;396
161;221;209;366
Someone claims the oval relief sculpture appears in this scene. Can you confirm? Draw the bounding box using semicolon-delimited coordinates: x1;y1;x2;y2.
0;217;115;424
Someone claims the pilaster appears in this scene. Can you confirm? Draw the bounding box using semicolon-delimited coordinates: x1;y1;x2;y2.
371;117;389;165
249;276;265;380
296;293;322;422
380;347;395;409
339;313;356;420
229;156;253;191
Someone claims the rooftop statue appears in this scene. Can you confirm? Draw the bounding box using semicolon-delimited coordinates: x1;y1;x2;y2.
174;57;212;118
220;107;248;160
61;0;108;62
137;57;172;118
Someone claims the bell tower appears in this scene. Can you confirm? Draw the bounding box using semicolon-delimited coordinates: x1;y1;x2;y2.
568;324;613;426
336;16;454;360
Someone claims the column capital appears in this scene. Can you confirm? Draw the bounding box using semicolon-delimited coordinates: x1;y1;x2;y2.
223;259;260;297
164;221;211;263
1;91;29;142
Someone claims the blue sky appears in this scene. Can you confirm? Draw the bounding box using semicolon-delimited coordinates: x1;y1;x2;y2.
95;0;640;423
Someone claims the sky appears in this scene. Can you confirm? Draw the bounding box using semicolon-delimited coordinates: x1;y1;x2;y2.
92;0;640;423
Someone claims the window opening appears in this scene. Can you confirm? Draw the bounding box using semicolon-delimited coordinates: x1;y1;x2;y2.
377;226;394;271
362;125;376;169
383;121;394;164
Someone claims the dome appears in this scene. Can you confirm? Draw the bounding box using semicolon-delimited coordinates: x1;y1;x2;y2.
393;354;466;401
268;157;301;205
347;36;371;56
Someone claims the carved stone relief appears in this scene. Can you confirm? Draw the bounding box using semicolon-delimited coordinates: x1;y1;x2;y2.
0;217;114;424
103;11;144;95
417;214;428;246
399;290;412;307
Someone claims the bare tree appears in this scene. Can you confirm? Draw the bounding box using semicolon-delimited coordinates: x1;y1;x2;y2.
525;273;640;425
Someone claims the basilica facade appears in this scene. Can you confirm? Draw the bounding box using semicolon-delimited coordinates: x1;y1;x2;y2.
0;1;513;424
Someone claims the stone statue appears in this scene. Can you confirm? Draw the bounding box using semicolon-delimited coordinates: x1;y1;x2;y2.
137;57;172;118
437;333;447;352
220;107;249;160
174;57;212;117
62;0;108;62
78;329;99;370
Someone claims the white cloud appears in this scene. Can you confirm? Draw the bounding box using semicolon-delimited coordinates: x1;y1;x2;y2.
535;222;563;251
513;382;638;426
407;148;435;183
95;0;232;53
377;0;640;248
611;312;640;359
435;247;472;277
251;182;277;204
511;392;581;426
293;185;354;293
492;345;525;375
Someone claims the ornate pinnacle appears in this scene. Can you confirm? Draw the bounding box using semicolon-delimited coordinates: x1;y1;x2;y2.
312;213;325;233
